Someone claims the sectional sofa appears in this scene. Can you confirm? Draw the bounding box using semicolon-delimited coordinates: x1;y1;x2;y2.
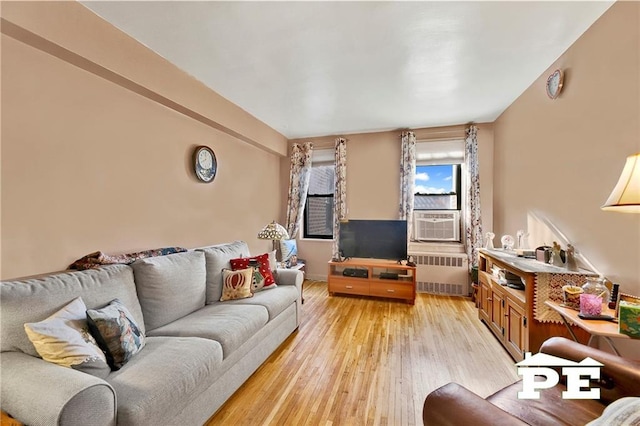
0;241;303;425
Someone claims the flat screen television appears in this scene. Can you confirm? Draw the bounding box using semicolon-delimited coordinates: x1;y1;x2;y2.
339;220;408;261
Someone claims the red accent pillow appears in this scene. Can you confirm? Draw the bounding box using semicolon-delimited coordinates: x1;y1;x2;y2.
230;253;276;288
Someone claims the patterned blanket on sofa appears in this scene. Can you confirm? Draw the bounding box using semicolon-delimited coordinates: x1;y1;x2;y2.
69;247;187;270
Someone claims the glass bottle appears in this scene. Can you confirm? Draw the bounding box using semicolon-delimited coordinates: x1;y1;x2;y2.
579;277;610;316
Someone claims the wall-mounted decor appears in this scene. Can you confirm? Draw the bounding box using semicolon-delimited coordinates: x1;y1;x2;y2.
193;145;217;183
546;69;564;99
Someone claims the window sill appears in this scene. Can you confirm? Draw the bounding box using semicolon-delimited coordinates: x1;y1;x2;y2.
299;237;335;243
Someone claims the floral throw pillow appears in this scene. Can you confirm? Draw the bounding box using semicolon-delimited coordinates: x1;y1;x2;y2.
86;299;145;370
220;268;254;301
230;253;276;289
24;297;110;378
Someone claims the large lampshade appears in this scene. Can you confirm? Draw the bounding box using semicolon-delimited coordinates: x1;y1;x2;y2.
602;153;640;213
257;221;289;240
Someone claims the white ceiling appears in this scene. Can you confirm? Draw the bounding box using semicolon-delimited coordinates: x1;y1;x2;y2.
82;1;614;140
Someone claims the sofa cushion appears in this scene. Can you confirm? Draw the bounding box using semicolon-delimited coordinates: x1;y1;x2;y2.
225;285;299;321
106;336;223;426
1;265;144;357
197;241;250;304
230;253;276;288
87;299;146;370
220;268;254;301
487;380;605;426
23;297;110;379
146;304;269;358
131;250;206;331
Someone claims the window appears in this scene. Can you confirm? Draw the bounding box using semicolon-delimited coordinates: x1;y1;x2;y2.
303;150;335;239
414;164;462;210
414;140;465;211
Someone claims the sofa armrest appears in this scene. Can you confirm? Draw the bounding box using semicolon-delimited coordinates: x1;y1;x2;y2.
540;337;640;403
276;268;303;289
1;352;116;426
423;383;528;426
275;269;303;326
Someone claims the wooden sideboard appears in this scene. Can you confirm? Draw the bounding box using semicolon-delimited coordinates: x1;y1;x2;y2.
327;258;416;304
478;249;593;361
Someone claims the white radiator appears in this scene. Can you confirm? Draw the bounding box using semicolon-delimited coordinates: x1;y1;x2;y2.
410;252;469;296
413;211;460;242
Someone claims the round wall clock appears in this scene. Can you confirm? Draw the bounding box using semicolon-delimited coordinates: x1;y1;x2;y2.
193;145;217;183
546;69;564;99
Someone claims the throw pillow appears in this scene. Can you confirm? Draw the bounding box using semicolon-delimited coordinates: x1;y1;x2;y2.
24;297;110;379
279;239;298;266
220;268;254;301
197;240;250;304
86;299;145;370
586;397;640;426
230;253;276;288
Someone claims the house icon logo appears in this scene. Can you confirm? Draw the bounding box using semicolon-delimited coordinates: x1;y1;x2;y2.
516;352;604;399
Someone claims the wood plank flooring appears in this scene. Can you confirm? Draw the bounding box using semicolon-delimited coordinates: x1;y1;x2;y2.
207;281;519;425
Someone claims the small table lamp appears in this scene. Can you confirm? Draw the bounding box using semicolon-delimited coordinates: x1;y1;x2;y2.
602;153;640;213
257;221;290;261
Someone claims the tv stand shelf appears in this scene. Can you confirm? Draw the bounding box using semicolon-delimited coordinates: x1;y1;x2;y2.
327;258;416;304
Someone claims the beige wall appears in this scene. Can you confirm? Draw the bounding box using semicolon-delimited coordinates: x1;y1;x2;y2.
1;2;287;279
289;124;495;280
493;1;640;296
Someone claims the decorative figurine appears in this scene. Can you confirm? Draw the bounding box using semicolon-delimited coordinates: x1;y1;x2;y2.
484;232;495;249
550;241;565;266
516;230;529;249
565;244;578;272
501;234;515;250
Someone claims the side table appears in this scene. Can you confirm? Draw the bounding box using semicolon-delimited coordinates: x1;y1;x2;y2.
545;300;628;355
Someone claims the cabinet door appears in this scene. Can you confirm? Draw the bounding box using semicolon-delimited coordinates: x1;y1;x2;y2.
478;272;492;323
490;287;505;338
505;299;526;360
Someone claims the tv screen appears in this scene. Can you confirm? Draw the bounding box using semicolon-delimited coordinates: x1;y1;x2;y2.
339;220;408;261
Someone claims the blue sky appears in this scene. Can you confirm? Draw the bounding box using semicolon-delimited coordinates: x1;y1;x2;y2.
415;165;453;194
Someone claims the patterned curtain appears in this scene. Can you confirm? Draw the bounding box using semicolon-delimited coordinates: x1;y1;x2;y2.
285;142;313;238
332;138;347;260
399;131;417;241
464;125;483;270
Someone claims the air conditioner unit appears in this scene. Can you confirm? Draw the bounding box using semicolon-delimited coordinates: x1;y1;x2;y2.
413;210;461;242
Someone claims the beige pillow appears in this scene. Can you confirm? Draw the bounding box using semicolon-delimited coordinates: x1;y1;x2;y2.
220;268;254;301
24;297;110;378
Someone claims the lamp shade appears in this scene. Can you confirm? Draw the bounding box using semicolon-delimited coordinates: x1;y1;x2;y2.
257;221;289;240
602;153;640;213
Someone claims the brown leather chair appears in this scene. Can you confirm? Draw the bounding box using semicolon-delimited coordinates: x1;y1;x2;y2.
423;337;640;426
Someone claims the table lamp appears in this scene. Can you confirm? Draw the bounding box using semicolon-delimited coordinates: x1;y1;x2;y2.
601;153;640;213
257;221;290;261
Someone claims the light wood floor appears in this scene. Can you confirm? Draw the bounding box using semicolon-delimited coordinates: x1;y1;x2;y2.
207;281;519;425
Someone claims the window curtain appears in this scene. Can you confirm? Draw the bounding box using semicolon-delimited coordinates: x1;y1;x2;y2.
332;138;347;260
285;142;313;238
464;125;483;270
399;131;417;242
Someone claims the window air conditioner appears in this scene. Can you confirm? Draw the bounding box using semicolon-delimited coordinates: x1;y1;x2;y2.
413;211;461;242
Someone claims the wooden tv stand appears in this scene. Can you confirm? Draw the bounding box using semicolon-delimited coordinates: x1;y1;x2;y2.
327;258;416;304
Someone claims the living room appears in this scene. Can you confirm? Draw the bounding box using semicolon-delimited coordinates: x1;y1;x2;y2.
1;1;639;425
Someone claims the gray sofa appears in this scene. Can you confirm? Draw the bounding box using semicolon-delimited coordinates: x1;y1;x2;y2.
0;241;303;426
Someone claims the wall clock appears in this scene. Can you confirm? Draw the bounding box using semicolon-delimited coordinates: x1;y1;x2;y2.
546;69;564;99
193;146;217;183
